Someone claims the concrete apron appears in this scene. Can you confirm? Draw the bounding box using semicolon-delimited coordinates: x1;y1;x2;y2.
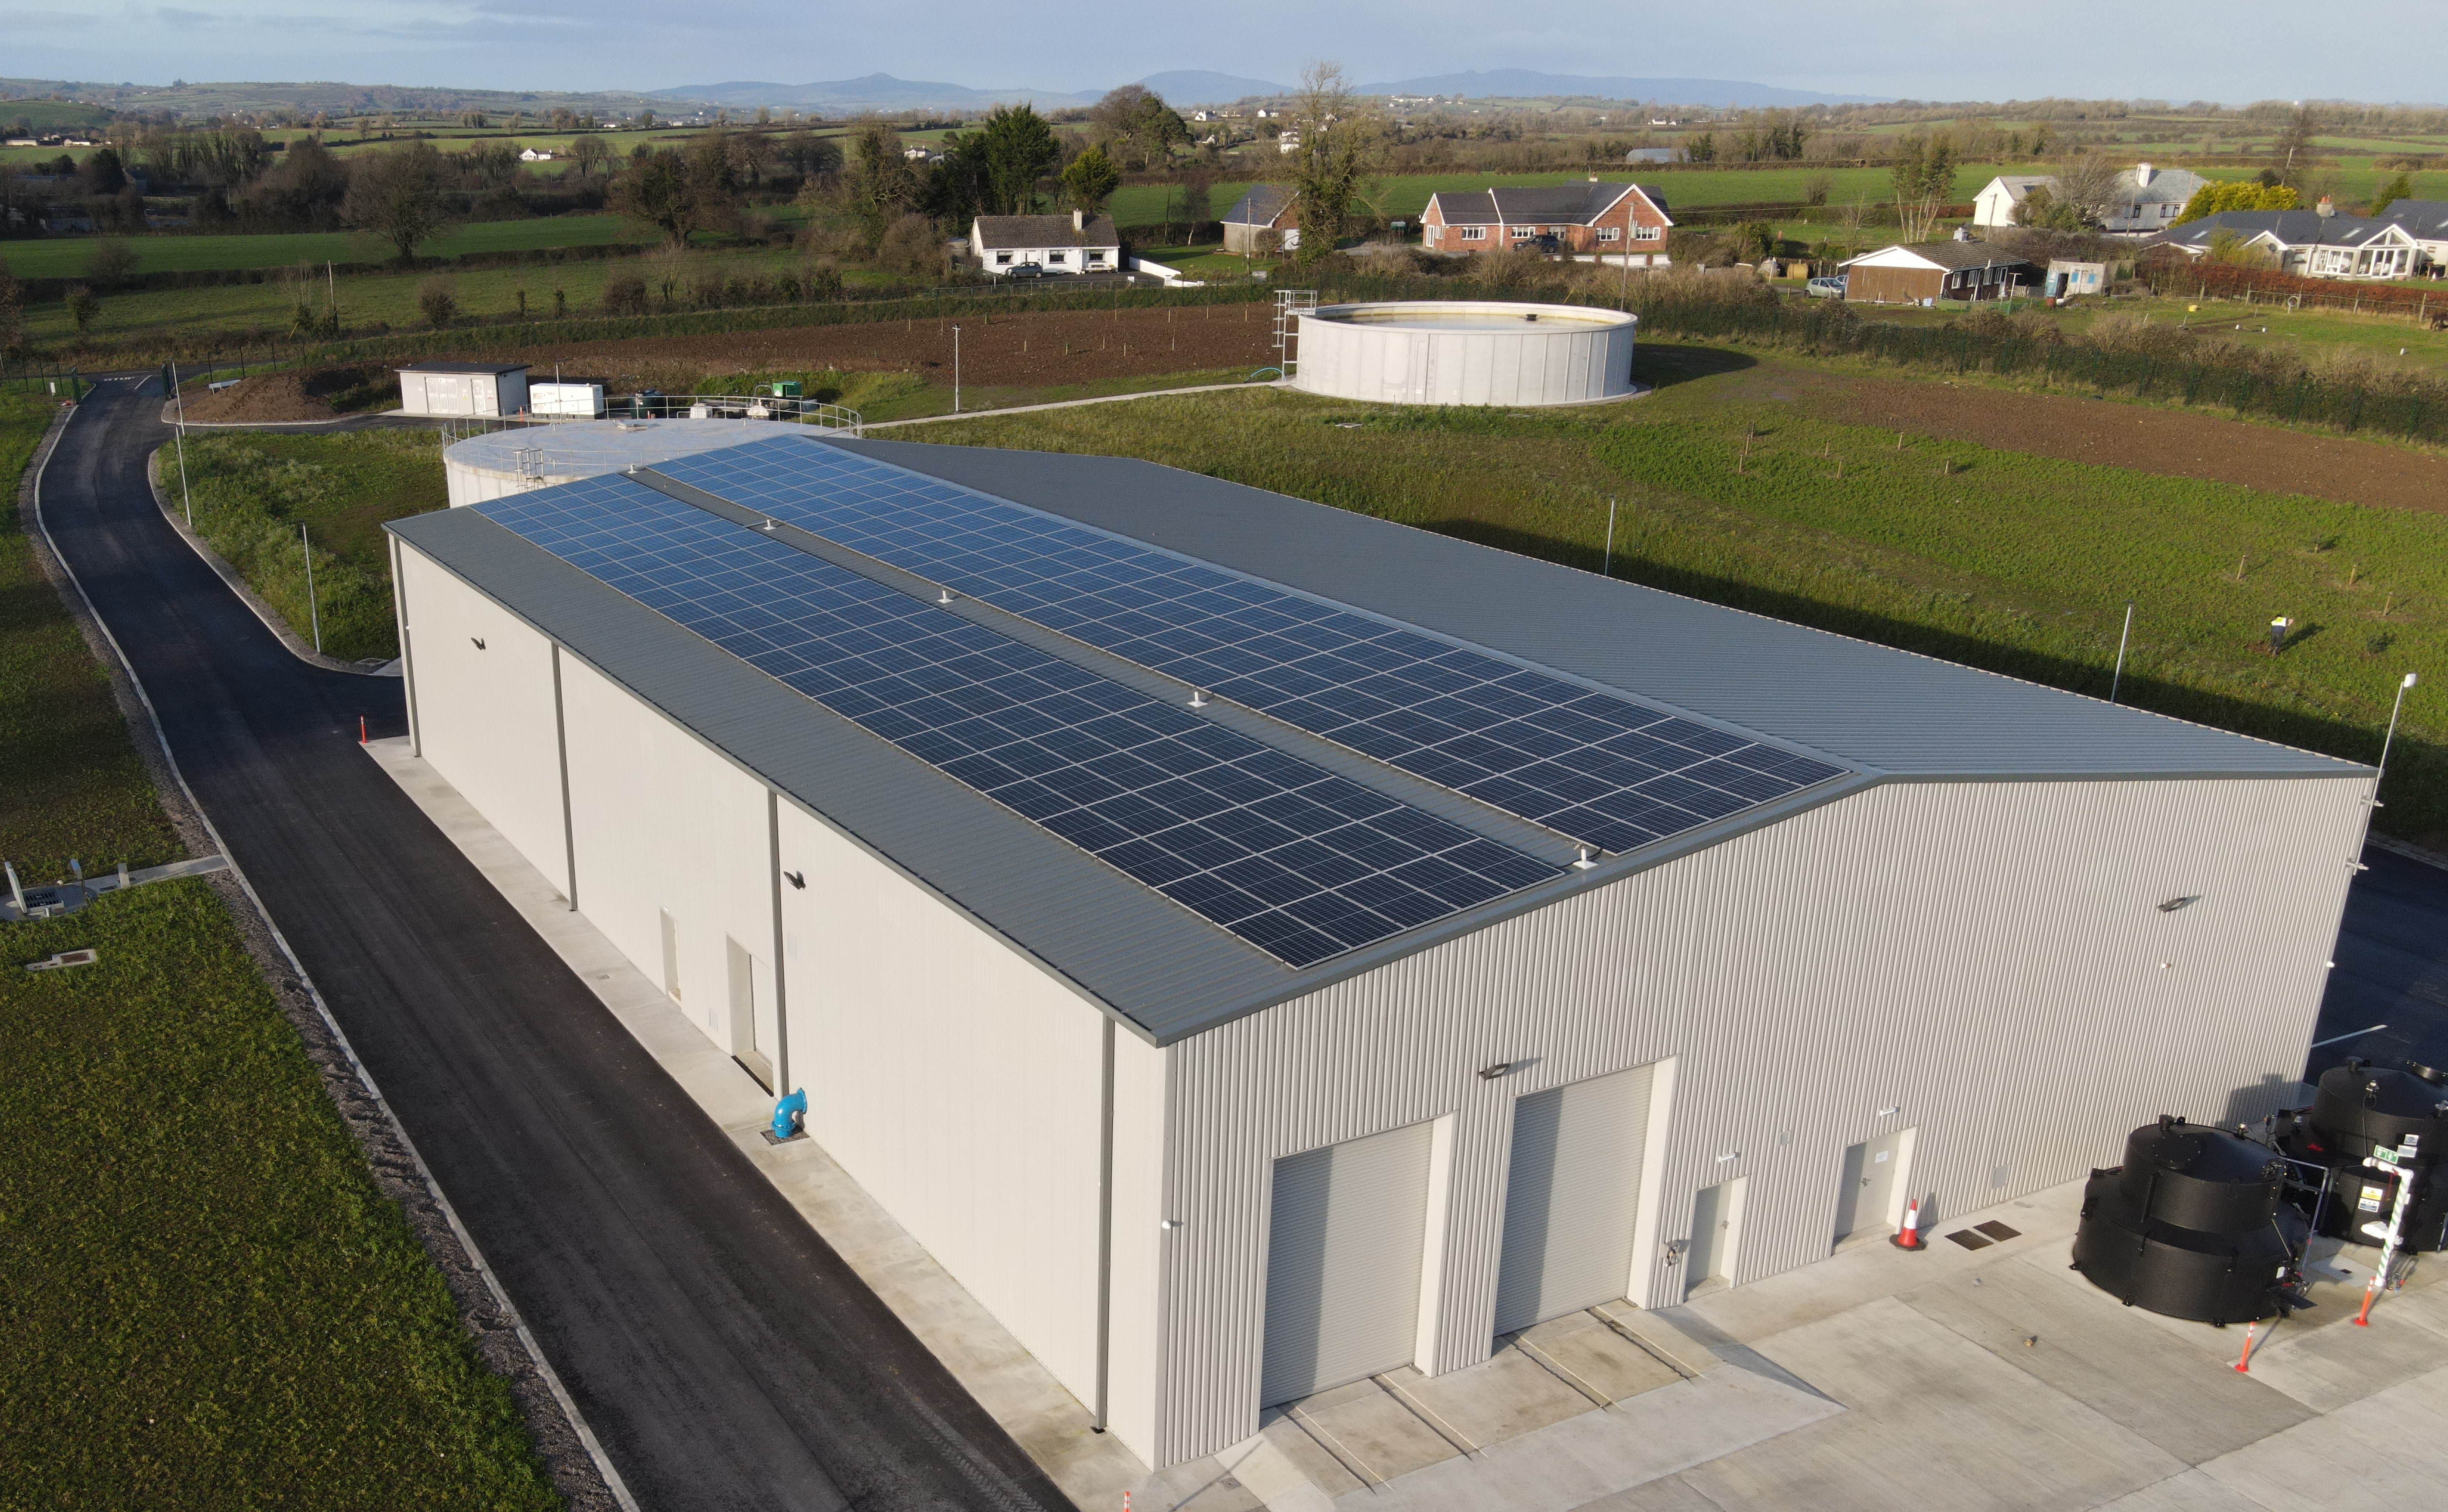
368;738;2448;1512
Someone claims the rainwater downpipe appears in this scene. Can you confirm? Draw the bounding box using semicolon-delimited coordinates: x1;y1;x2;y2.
1094;1015;1116;1432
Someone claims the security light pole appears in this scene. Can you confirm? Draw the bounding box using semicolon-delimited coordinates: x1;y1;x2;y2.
953;325;962;415
2376;672;2418;794
300;524;323;655
2109;601;2133;704
1602;497;1618;577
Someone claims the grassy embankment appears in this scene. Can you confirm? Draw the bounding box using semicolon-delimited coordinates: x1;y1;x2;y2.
0;392;558;1506
916;363;2446;847
173;426;447;662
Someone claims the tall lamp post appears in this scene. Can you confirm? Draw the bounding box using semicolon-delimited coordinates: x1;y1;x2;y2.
952;324;961;416
2356;671;2420;870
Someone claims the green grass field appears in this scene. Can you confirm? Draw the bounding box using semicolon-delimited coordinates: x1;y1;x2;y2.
0;392;558;1505
0;213;651;280
913;359;2447;846
14;241;854;344
176;427;448;661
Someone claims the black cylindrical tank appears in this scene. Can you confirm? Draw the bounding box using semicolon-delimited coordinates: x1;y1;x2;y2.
2116;1117;2285;1231
2074;1116;2304;1324
2280;1060;2448;1252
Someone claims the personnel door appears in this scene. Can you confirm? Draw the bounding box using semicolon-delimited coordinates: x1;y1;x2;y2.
1834;1129;1910;1242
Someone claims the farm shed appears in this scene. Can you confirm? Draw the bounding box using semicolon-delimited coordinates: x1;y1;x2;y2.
387;432;2367;1471
1838;241;2035;303
1222;185;1297;254
397;362;531;418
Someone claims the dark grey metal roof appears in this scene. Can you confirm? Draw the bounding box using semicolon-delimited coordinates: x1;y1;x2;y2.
399;361;530;374
391;437;2360;1046
2154;209;2416;250
1223;185;1294;226
828;439;2362;782
972;213;1119;248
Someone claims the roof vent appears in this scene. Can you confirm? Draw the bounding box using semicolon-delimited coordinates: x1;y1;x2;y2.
2318;196;2337;217
1188;688;1211;708
936;587;955;605
1571;847;1598;871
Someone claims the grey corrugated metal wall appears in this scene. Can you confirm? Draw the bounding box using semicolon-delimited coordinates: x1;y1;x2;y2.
1143;773;2365;1464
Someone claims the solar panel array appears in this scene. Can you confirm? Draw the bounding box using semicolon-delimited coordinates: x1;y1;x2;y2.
653;439;1847;855
475;476;1556;968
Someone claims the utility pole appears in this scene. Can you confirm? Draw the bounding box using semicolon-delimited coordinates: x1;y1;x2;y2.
953;324;962;414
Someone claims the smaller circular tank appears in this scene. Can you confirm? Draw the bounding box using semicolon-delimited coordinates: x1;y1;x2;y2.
2280;1059;2448;1250
443;418;807;507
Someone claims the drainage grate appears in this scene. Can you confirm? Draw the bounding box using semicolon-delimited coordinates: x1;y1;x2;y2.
1974;1221;2021;1242
1945;1229;1993;1250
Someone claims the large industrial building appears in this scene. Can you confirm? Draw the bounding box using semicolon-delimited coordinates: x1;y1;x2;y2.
386;431;2369;1469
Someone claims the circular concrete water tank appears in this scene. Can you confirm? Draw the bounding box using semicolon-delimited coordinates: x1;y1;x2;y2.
1292;301;1638;407
443;418;806;507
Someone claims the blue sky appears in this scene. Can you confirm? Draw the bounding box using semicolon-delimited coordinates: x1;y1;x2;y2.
3;0;2431;106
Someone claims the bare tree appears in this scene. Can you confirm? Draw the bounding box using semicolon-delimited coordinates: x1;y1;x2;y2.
2052;152;2124;224
1285;61;1381;266
343;143;455;263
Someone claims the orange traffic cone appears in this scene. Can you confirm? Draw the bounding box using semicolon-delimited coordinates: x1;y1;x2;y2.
2233;1320;2256;1371
1890;1198;1925;1250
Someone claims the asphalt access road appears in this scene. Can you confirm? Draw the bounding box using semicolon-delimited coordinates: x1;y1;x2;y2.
38;376;1065;1511
2307;845;2448;1086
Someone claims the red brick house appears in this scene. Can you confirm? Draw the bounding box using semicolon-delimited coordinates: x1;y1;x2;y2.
1421;180;1674;258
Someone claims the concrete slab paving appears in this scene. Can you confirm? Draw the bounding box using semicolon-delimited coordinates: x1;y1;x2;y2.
1683;1295;2187;1512
1355;1360;1843;1511
1259;1413;1370;1499
1286;1379;1461;1485
2190;1363;2448;1508
1516;1313;1684;1404
1397;1341;1604;1446
1900;1254;2316;1464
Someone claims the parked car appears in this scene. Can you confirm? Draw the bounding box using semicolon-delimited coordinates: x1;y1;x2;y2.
1807;274;1848;299
1001;262;1047;280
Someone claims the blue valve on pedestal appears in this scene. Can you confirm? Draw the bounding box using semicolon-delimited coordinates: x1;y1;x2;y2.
771;1088;808;1142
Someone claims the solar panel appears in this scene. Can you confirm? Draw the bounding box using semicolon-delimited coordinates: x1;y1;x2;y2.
648;438;1847;854
474;476;1557;968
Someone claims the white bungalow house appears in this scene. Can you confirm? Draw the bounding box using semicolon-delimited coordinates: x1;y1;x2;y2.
2150;205;2425;281
968;209;1122;276
1972;163;2206;233
519;147;555;162
2375;199;2448;274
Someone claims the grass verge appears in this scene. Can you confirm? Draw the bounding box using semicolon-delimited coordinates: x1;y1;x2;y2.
916;366;2446;847
0;884;560;1509
0;394;557;1505
172;427;448;662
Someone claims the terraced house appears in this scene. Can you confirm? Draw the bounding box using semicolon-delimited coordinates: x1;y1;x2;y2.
1421;179;1673;259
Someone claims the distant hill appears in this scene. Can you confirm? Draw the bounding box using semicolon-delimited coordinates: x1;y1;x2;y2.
654;74;1099;113
1355;70;1885;107
0;75;687;119
1135;71;1288;105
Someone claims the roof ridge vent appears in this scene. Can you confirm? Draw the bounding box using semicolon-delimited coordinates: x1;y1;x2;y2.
937;586;956;605
1189;688;1211;708
1571;847;1598;871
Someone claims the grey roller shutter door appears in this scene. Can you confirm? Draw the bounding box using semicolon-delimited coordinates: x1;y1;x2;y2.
1260;1120;1435;1406
1492;1064;1654;1336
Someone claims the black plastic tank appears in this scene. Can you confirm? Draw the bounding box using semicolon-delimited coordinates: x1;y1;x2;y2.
2073;1116;2305;1325
2280;1060;2448;1251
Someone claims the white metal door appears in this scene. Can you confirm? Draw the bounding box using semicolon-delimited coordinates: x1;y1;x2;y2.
1492;1064;1654;1335
1685;1178;1745;1296
1261;1120;1435;1406
726;937;772;1091
1834;1130;1908;1240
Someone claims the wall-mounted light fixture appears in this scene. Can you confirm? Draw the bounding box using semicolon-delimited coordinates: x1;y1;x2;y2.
1159;1218;1185;1231
2156;895;2201;913
784;870;805;889
1877;1106;1901;1118
1478;1062;1516;1081
1714;1150;1741;1163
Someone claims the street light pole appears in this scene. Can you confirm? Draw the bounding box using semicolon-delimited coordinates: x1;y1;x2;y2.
169;361;195;528
300;524;323;655
2376;671;2418;794
1602;497;1618;577
953;324;961;415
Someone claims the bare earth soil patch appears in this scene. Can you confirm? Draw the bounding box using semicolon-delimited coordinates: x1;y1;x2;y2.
448;306;1290;391
1753;366;2448;515
176;366;388;425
